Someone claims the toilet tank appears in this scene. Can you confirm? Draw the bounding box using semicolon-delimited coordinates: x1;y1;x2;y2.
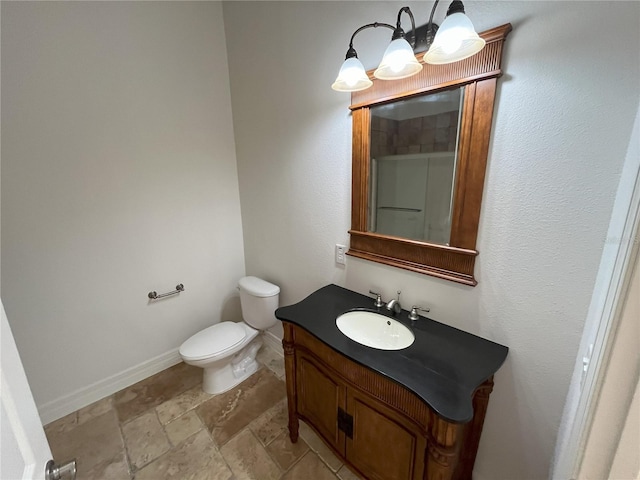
238;276;280;330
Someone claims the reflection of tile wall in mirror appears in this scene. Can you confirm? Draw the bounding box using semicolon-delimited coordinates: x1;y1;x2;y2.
371;88;462;157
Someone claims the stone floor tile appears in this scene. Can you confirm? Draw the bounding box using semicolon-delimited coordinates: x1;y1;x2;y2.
80;452;130;480
44;411;78;436
257;345;286;378
165;411;203;446
196;368;286;446
187;465;234;480
248;398;289;446
45;363;314;480
220;429;281;480
299;421;343;472
134;430;231;480
337;464;363;480
114;362;201;423
156;385;213;424
281;451;338;480
122;411;170;470
78;396;113;425
266;429;309;471
166;361;204;390
46;410;124;474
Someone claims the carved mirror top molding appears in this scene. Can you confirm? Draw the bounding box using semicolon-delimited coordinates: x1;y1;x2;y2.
347;24;512;286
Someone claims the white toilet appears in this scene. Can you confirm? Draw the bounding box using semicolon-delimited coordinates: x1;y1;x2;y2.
179;276;280;394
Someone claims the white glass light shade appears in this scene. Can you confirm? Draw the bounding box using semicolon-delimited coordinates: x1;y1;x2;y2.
423;12;485;64
331;57;373;92
373;38;422;80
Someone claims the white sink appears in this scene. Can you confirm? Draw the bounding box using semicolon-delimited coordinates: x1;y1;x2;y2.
336;311;415;350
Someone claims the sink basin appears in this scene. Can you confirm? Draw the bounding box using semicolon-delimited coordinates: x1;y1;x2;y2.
336;311;415;350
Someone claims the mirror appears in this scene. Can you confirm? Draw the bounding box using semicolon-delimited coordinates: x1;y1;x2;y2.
347;24;512;286
369;88;463;244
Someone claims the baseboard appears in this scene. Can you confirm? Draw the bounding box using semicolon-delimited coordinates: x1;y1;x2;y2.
38;348;182;425
261;330;283;356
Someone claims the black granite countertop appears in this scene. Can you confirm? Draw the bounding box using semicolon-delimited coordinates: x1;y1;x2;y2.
275;284;508;424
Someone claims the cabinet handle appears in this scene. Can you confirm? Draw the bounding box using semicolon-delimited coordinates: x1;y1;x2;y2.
337;407;353;439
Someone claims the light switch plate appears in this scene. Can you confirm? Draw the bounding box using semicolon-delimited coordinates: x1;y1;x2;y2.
335;244;347;265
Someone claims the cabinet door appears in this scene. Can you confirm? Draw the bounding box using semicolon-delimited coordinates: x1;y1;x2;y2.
296;351;346;456
346;387;426;480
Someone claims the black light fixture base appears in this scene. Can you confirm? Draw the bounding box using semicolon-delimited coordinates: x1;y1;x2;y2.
411;22;439;54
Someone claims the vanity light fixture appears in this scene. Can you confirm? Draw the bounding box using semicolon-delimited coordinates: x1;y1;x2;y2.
331;0;485;92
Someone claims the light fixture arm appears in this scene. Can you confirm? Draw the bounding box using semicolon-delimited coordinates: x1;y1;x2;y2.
412;0;441;52
344;5;419;60
344;22;396;59
428;0;440;26
392;6;418;48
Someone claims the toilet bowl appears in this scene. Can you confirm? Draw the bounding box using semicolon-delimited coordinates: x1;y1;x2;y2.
179;276;280;394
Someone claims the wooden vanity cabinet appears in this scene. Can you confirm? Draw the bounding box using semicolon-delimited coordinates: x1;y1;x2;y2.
296;349;426;479
282;322;494;480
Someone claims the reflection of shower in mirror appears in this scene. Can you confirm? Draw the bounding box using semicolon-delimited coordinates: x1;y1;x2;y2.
370;152;455;245
369;88;462;245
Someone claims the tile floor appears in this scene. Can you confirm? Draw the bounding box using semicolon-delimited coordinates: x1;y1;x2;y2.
44;342;361;480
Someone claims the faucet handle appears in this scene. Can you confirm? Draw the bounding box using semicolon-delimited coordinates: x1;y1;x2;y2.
409;305;430;321
369;290;384;308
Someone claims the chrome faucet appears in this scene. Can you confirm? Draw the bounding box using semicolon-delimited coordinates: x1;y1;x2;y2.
386;291;402;315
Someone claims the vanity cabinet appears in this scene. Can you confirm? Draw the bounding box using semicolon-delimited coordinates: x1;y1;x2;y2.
296;349;427;480
283;322;494;480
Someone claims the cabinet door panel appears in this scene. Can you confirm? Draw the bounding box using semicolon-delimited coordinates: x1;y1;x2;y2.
296;352;346;455
346;388;426;480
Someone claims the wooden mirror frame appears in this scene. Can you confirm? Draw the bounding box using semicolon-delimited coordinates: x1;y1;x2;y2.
347;24;512;286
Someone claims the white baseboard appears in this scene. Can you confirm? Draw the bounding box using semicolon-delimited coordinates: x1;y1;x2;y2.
261;330;283;356
40;333;284;425
38;348;182;425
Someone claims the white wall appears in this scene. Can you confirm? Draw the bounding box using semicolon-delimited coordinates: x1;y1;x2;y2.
223;1;640;479
1;2;245;420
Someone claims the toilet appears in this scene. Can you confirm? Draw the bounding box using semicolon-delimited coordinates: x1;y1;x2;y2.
179;276;280;394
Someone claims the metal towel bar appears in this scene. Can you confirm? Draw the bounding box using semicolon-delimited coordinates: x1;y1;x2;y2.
378;206;422;212
148;284;184;300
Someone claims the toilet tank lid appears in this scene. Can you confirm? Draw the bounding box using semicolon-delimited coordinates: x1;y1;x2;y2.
239;276;280;297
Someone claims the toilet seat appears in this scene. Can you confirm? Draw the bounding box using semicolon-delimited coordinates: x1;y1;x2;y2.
180;322;247;361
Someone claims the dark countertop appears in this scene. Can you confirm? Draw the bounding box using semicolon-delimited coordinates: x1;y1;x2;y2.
275;284;508;424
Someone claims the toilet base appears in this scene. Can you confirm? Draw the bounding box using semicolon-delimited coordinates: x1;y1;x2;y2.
202;339;262;394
